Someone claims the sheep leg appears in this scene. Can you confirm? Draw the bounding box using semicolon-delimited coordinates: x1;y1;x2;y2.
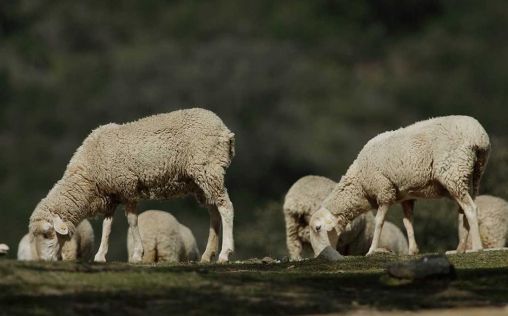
201;206;221;263
125;203;144;263
217;190;234;263
455;194;483;252
402;200;419;255
94;216;113;262
366;205;389;256
285;213;303;261
455;211;469;253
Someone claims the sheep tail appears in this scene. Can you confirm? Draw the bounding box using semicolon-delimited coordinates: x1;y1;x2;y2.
227;131;235;160
471;145;490;198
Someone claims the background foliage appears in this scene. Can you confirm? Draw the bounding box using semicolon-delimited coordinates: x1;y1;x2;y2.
1;0;508;260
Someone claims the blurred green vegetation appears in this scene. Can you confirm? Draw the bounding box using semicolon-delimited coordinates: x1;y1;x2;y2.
1;0;508;260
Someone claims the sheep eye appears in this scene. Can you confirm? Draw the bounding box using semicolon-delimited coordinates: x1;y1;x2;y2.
42;232;52;239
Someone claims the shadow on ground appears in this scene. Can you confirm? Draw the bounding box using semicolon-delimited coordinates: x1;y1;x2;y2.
1;251;507;315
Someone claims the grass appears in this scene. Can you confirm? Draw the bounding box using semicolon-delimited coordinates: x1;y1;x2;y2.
0;251;507;315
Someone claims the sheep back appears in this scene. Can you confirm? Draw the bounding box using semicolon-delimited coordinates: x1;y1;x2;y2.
128;210;193;263
72;108;235;212
460;195;508;249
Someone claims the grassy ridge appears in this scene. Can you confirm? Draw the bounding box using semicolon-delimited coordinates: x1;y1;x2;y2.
1;251;507;315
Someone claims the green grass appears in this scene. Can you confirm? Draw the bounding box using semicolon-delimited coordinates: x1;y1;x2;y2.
1;251;508;315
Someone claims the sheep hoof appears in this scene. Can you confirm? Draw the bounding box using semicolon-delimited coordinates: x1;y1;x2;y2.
366;248;391;256
94;255;107;263
217;252;230;263
200;251;215;263
129;256;142;264
408;248;420;256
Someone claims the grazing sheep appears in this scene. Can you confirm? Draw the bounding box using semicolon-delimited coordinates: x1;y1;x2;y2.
283;175;336;260
18;219;94;261
457;195;508;251
0;244;9;255
28;108;235;263
284;175;408;260
127;210;200;263
336;212;408;255
309;115;490;257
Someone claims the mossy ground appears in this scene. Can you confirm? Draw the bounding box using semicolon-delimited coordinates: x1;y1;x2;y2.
1;251;507;315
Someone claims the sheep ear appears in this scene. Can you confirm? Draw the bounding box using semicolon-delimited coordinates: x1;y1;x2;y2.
53;215;69;236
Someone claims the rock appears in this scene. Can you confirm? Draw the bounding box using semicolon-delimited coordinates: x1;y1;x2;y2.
261;256;276;264
387;255;455;280
316;246;344;262
244;258;264;264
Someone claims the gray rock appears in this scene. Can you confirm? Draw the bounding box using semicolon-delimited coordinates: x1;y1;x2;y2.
316;246;344;262
261;256;276;264
387;255;455;280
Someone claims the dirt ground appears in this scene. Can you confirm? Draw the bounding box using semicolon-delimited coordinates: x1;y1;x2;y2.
0;251;507;315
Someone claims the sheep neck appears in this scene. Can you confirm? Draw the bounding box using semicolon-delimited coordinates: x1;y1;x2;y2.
33;169;112;227
322;174;372;231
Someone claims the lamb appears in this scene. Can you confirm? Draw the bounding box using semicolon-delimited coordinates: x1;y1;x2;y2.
284;175;408;260
0;244;9;255
309;115;490;257
18;219;94;261
457;195;508;251
127;210;200;263
28;108;235;263
336;212;408;256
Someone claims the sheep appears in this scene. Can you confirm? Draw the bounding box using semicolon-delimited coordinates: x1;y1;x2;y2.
28;108;235;263
336;212;408;255
309;115;490;257
127;210;200;263
0;244;9;255
283;175;336;260
457;195;508;251
18;219;94;261
284;175;408;260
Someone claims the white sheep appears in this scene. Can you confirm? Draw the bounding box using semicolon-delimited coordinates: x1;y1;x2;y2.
284;175;408;260
283;175;335;260
28;108;235;263
0;244;9;255
18;219;94;261
127;210;200;263
457;195;508;251
309;115;490;257
336;212;408;255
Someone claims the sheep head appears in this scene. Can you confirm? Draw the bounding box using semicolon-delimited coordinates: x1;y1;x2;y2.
29;214;72;261
309;208;340;256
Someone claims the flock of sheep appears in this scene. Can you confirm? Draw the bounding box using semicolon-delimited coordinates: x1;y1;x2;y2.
5;108;508;264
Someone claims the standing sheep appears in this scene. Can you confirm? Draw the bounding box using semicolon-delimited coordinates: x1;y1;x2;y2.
457;195;508;251
18;219;94;261
309;115;490;257
127;210;200;263
28;108;235;263
284;175;408;260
